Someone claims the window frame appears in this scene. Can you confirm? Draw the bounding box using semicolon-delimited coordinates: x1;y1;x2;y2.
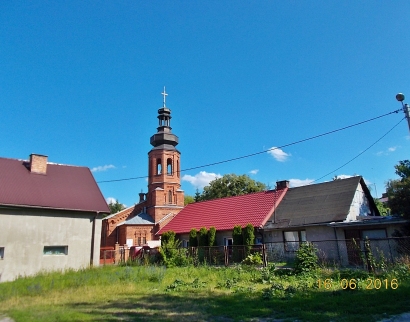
43;246;68;256
283;230;306;252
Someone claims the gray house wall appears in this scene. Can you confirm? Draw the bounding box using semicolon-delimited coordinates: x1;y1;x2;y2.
0;207;102;282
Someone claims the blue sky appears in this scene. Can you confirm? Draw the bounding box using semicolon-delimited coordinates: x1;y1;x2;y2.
2;1;409;206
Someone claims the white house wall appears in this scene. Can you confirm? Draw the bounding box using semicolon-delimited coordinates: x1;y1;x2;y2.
0;208;102;282
346;183;373;221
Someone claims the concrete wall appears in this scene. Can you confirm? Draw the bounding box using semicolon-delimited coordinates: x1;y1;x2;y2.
0;207;102;282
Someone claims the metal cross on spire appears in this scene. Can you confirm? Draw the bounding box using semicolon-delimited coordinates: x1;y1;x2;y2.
161;86;168;107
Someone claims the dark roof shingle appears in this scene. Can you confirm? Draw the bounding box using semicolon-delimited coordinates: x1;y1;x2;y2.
0;157;110;213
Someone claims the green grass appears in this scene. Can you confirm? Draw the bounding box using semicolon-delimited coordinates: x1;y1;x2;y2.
0;264;409;321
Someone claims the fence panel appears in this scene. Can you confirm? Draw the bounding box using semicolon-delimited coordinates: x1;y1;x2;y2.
264;237;410;268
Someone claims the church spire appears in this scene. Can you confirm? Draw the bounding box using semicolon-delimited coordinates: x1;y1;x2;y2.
150;87;179;150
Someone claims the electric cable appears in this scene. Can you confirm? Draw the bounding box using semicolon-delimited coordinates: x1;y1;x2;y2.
312;117;405;183
97;108;402;183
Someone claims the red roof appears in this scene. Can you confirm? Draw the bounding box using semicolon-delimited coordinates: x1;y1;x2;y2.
158;188;287;234
0;157;110;213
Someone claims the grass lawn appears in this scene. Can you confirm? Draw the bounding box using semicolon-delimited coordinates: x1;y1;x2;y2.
0;264;409;321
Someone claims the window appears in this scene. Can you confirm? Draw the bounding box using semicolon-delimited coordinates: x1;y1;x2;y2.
167;158;172;175
224;238;233;246
0;247;4;259
142;237;147;244
362;229;386;239
168;190;173;204
182;240;189;248
43;246;68;255
284;231;306;251
137;237;141;246
156;158;162;174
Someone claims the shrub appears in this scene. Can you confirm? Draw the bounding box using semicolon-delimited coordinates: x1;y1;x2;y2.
243;223;255;257
242;253;263;266
209;226;216;247
294;242;318;274
233;225;244;262
189;228;198;247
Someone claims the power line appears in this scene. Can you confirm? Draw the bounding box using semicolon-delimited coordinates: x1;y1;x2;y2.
312;117;405;183
97;109;402;183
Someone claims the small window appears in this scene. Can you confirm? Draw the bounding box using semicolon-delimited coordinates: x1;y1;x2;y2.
137;237;141;246
182;240;189;248
43;246;68;255
168;190;173;204
156;158;162;175
224;238;233;246
142;237;147;244
167;158;173;175
362;229;386;239
0;247;4;259
284;231;306;252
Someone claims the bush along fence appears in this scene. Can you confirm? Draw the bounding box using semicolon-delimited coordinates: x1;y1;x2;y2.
265;236;410;271
100;236;410;269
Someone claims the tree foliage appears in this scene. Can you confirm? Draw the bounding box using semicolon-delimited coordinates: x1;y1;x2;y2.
197;174;267;202
108;200;125;214
189;228;198;247
386;160;410;218
374;198;390;216
184;195;195;206
232;225;243;246
243;224;255;256
198;227;208;247
208;226;216;247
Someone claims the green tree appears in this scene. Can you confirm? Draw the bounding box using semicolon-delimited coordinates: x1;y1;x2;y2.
232;225;244;262
108;200;125;214
208;226;216;247
184;195;195;206
374;198;390;216
189;228;198;247
386;160;410;218
199;174;267;201
194;189;202;202
243;223;255;256
198;227;208;246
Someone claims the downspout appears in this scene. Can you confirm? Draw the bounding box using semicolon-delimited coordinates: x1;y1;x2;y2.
90;212;99;267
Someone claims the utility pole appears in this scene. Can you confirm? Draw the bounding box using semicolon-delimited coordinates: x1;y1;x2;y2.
396;93;410;134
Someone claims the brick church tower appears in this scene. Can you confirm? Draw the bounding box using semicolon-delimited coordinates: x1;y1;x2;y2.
146;88;184;230
100;88;184;248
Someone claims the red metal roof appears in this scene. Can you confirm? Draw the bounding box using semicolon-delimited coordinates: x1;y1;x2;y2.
0;157;110;213
158;188;287;235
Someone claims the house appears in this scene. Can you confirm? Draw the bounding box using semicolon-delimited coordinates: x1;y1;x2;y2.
263;176;408;266
101;89;184;249
0;154;110;282
157;181;289;246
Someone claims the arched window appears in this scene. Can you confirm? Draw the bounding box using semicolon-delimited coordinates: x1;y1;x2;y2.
168;190;173;204
167;158;172;175
156;158;162;174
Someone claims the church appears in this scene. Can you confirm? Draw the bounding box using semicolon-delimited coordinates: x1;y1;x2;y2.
100;89;184;248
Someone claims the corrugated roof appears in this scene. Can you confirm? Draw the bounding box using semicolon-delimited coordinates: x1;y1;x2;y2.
0;157;110;213
119;212;154;225
158;188;287;235
267;176;371;227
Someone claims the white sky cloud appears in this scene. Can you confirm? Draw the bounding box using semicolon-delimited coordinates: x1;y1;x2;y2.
106;197;117;204
249;169;259;175
182;171;222;189
267;147;290;162
333;174;353;180
91;164;116;172
376;146;399;156
289;178;314;187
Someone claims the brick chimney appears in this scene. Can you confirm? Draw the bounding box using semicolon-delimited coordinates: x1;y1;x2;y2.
276;180;289;190
29;154;48;174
